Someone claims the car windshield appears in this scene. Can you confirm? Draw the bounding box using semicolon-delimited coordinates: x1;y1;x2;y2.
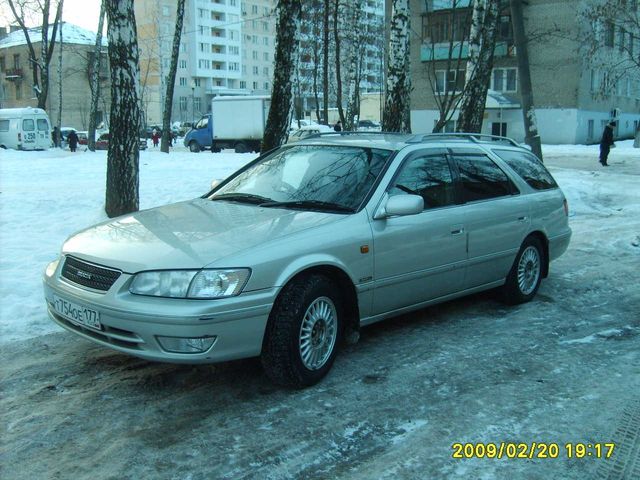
210;145;392;212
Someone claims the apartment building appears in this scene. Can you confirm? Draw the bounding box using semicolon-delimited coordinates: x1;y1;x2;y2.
135;0;277;125
409;0;640;144
0;23;110;129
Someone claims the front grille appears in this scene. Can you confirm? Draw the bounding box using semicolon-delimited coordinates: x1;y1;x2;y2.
61;256;121;291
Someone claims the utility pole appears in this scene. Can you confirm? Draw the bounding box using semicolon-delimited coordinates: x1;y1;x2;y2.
510;0;543;161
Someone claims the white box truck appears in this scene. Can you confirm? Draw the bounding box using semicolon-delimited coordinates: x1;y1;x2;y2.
184;95;270;153
0;107;52;150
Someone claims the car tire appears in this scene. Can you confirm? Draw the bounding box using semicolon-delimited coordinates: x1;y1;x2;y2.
261;274;343;388
500;236;544;305
234;142;249;153
189;141;200;153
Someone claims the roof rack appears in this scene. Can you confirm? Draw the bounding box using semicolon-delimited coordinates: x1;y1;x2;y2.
406;133;521;147
302;131;411;140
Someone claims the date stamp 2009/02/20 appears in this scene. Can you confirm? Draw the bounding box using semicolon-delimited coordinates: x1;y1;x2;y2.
452;442;615;460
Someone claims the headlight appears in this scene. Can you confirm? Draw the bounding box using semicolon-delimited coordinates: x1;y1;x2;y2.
129;269;250;299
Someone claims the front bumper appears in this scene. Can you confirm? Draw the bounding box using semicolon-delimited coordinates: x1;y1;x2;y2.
43;259;276;364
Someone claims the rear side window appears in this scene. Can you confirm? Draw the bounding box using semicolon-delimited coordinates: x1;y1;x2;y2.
453;154;514;202
37;118;49;131
492;149;558;190
0;120;9;132
22;119;35;131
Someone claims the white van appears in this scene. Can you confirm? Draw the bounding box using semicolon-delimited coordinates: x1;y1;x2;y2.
0;107;52;150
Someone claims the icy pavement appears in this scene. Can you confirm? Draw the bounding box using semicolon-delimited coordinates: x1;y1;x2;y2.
0;142;638;479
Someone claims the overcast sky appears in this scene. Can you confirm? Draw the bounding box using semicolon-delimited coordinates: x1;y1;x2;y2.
62;0;101;32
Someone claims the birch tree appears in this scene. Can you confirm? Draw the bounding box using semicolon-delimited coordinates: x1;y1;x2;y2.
333;0;345;126
7;0;64;109
343;0;364;131
261;0;302;153
383;0;411;133
161;0;186;153
104;0;142;217
88;1;105;151
456;0;499;133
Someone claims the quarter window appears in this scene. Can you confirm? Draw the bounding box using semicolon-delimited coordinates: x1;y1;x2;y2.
454;154;513;202
390;153;456;209
492;149;558;190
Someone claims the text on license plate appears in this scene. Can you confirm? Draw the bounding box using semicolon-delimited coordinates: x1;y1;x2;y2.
52;295;102;330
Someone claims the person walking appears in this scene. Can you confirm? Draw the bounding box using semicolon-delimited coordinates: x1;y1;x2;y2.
152;128;160;147
51;126;60;148
599;121;616;166
334;121;342;132
67;129;79;152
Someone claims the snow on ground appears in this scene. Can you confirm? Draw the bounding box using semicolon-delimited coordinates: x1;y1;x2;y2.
0;147;255;344
0;140;638;480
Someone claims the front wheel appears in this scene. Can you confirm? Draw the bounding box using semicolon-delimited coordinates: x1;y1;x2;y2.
189;141;200;153
261;274;343;388
500;237;544;304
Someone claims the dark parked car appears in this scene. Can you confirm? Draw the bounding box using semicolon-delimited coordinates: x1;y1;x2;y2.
96;132;147;150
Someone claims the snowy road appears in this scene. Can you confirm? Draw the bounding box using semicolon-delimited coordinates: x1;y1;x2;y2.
0;144;638;479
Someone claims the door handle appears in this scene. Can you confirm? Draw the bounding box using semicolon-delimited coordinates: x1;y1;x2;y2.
517;216;528;222
450;226;465;235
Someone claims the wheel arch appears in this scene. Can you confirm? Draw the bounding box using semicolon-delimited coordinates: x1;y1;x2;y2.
274;264;360;342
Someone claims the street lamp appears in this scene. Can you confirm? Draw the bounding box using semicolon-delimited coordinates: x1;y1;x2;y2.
190;79;196;126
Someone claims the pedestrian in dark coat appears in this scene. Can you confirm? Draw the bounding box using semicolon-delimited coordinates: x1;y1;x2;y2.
67;130;79;152
334;121;342;132
599;121;616;166
52;126;60;148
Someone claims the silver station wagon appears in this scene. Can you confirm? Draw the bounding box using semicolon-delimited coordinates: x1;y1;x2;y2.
43;133;571;387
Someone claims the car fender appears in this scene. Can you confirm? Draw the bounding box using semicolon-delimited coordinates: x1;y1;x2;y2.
273;253;358;291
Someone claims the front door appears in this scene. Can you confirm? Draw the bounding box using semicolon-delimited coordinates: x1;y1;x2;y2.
371;150;467;315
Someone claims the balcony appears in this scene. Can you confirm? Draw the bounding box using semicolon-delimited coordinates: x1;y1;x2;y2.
4;68;23;81
421;41;515;61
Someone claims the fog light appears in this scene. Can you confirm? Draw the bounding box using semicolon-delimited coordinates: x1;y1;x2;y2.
156;335;217;354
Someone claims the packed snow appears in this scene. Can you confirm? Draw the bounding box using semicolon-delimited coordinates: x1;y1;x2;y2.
0;140;638;480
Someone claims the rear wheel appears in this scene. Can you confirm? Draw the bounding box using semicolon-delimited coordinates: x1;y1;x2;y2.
261;274;342;388
500;236;544;304
234;142;249;153
189;141;200;153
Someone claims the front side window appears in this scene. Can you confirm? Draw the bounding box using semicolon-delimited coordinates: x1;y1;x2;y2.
211;146;392;212
492;149;558;190
454;154;514;202
390;153;456;209
195;116;208;129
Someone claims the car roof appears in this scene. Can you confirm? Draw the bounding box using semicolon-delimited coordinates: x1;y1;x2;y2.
292;132;526;152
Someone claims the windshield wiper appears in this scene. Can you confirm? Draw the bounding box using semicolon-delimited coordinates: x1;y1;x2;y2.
210;193;274;205
259;200;355;213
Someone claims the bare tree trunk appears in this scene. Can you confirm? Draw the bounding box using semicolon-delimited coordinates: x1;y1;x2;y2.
88;1;106;152
383;0;411;133
161;0;186;153
510;0;543;160
7;0;64;109
456;0;498;133
333;0;345;126
261;0;302;153
322;0;330;124
344;0;363;131
105;0;142;217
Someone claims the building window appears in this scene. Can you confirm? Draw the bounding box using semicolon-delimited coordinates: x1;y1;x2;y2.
590;69;599;92
13;54;20;69
179;77;187;86
229;46;239;55
252;35;258;44
253;81;258;89
263;37;269;46
252;5;258;14
492;68;517;92
229;62;239;71
263;66;269;76
194;97;202;112
240;81;246;88
0;56;4;72
604;21;615;47
588;119;594;140
434;70;465;94
253;66;259;75
194;79;201;87
179;59;187;68
179;96;188;111
252;51;258;60
264;82;269;90
263;52;269;61
15;82;22;100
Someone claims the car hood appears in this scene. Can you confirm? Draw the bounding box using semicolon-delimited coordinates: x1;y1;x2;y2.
62;198;341;273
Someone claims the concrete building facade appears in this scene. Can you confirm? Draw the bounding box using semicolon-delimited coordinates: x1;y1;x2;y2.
0;23;110;131
408;0;640;144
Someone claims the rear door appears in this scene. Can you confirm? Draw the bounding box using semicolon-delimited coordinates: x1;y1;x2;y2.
449;149;529;288
371;149;467;314
21;117;37;149
36;116;51;149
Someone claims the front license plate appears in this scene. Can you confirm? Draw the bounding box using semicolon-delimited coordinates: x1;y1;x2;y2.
52;295;102;331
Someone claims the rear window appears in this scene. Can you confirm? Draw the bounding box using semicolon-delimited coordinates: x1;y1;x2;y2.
0;120;9;132
37;118;49;131
493;149;558;190
22;119;35;131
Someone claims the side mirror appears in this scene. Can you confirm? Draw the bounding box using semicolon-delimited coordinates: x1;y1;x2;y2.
210;178;222;190
377;194;424;219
